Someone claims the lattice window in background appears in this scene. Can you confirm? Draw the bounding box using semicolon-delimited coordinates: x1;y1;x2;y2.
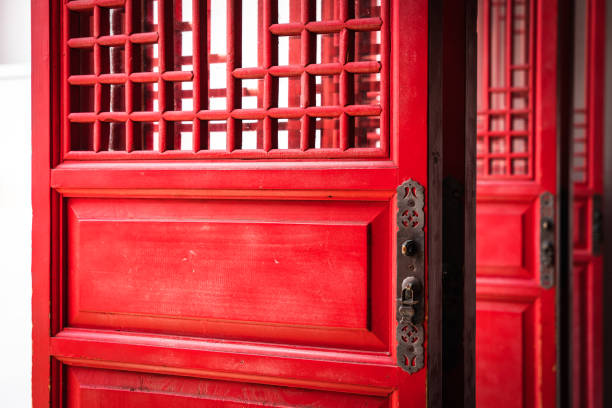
571;0;588;184
63;0;387;160
572;109;588;184
477;0;533;179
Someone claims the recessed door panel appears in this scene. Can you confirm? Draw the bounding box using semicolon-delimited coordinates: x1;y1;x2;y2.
476;199;536;279
476;300;536;408
572;197;589;250
66;366;390;408
66;197;390;349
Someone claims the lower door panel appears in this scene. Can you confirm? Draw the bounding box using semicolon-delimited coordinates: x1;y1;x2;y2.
65;365;389;408
475;195;556;408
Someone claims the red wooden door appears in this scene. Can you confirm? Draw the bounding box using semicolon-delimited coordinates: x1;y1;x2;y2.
475;0;557;406
571;0;604;406
30;0;451;406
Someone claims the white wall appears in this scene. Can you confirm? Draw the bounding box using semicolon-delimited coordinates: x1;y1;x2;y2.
0;1;32;406
0;1;30;64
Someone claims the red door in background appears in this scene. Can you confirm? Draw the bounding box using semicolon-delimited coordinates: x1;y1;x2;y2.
475;0;557;406
571;0;605;406
30;0;452;407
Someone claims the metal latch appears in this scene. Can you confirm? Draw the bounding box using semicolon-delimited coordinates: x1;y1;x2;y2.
593;194;603;255
396;180;425;373
540;192;555;289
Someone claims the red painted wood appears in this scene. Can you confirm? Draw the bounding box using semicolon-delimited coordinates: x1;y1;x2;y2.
65;366;389;407
476;0;558;407
33;0;433;406
476;0;535;180
66;198;390;349
62;0;388;159
475;198;536;280
571;0;604;406
31;0;54;406
52;328;398;393
476;300;537;407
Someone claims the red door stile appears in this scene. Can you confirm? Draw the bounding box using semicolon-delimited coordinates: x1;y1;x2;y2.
31;0;54;406
475;0;557;407
571;0;605;406
32;0;443;407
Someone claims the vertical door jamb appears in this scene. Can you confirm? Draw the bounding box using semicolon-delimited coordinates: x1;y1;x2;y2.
428;1;477;407
557;0;575;406
441;1;477;407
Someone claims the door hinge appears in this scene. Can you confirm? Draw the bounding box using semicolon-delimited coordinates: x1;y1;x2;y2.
396;179;425;374
593;194;603;255
540;192;555;289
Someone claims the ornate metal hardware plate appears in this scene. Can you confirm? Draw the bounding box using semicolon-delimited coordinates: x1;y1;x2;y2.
593;194;602;255
540;192;555;289
396;179;425;374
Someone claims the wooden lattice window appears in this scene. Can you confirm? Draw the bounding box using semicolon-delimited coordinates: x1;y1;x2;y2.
476;0;534;179
63;0;387;160
571;0;588;184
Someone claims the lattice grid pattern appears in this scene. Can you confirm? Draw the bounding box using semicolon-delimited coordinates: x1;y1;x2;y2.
63;0;387;159
571;0;588;184
476;0;534;179
572;109;588;184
